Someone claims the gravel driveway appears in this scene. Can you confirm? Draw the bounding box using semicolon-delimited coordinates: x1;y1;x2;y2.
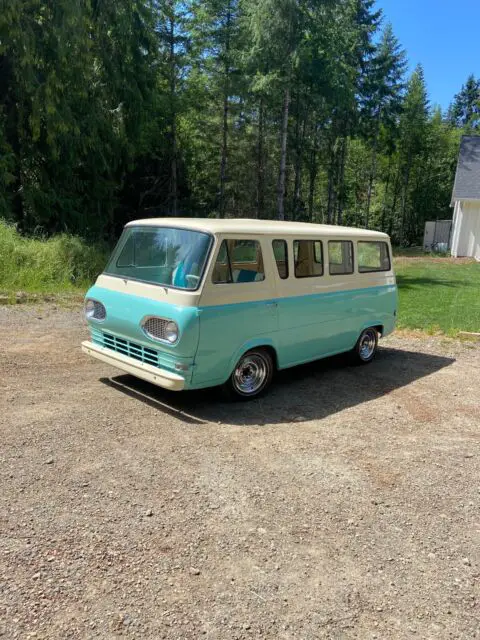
1;305;479;639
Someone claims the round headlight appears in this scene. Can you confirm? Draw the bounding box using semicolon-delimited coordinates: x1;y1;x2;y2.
165;321;179;344
85;299;96;319
84;299;106;321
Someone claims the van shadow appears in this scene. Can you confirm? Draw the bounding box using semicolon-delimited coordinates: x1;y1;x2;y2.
396;275;461;289
100;346;455;426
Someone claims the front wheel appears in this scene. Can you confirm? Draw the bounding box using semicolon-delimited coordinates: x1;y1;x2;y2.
352;327;379;365
223;348;274;400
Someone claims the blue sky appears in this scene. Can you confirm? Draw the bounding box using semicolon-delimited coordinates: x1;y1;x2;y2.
376;0;480;110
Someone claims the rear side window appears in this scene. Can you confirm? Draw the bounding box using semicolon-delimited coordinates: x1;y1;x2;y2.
272;240;288;279
212;239;265;284
358;241;391;272
231;240;258;264
293;240;323;278
329;241;354;275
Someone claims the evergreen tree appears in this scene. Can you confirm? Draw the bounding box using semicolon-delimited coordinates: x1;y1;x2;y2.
152;0;193;216
449;74;480;130
243;0;305;220
324;0;381;224
361;22;406;227
397;64;429;243
0;0;469;241
189;0;243;218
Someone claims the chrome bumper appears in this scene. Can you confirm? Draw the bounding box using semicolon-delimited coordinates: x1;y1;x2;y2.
82;340;185;391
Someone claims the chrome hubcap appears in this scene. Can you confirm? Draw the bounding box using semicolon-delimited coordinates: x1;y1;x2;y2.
233;355;268;395
359;330;377;360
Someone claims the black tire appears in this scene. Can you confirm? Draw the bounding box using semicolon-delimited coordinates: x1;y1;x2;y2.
222;348;274;401
351;327;379;365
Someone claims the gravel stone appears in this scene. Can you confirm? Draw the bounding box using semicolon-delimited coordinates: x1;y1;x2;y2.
0;304;479;639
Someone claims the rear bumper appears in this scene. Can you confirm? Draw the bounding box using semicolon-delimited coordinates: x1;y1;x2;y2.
82;340;185;391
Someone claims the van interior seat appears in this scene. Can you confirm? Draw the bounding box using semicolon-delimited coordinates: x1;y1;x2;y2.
295;258;310;278
232;269;260;283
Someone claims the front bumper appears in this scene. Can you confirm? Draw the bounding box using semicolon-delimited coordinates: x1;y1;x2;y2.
82;340;185;391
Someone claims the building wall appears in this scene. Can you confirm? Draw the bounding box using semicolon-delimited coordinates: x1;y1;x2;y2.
451;200;480;260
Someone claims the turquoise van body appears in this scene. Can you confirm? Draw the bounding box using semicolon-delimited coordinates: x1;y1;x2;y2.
82;219;397;396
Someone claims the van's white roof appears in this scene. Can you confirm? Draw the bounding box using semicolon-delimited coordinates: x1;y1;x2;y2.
126;218;389;239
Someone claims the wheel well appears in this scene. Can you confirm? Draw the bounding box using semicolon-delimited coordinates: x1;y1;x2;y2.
373;325;384;338
247;345;279;371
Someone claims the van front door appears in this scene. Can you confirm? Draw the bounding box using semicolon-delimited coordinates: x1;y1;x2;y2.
193;237;279;388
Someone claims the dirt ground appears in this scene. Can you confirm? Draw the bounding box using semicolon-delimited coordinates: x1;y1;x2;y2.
1;305;479;639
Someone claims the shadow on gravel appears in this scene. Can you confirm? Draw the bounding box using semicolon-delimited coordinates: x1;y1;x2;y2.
100;346;455;426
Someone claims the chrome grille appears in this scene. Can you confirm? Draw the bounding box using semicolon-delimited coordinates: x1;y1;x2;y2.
91;300;106;321
142;317;169;341
92;330;159;367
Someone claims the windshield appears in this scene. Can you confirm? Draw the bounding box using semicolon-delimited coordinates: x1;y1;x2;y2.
104;226;213;290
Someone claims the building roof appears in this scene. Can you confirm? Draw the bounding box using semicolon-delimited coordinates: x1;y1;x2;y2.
126;217;389;239
451;135;480;204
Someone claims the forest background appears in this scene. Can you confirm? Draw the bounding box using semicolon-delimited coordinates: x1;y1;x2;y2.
1;0;479;247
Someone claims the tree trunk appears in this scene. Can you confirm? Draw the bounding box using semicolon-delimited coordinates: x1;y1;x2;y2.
219;3;231;219
219;93;229;218
326;142;337;224
365;114;381;228
277;86;290;221
381;156;392;232
337;137;347;226
256;98;265;219
293;111;307;221
390;166;401;237
292;90;301;219
168;5;178;216
308;122;319;222
400;152;412;244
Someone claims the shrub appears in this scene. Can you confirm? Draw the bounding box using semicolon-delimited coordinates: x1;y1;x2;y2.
0;220;108;293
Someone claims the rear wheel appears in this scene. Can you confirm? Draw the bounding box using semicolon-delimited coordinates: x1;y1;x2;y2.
352;327;379;364
223;348;274;400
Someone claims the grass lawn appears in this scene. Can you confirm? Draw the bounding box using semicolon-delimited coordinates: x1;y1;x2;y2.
395;257;480;335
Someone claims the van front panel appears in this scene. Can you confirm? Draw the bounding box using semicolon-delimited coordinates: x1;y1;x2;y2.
84;284;200;385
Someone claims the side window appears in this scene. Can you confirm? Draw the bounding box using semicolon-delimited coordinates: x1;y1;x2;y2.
294;240;323;278
329;241;354;275
272;240;288;279
358;241;391;272
231;240;258;264
211;240;232;283
216;240;229;264
212;239;265;284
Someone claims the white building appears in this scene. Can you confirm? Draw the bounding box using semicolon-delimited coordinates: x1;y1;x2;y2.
451;135;480;260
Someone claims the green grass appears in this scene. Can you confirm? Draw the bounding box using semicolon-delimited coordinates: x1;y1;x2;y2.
395;259;480;335
392;246;451;258
0;220;108;299
392;246;428;257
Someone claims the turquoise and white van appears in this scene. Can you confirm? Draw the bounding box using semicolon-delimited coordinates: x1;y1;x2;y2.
82;219;397;399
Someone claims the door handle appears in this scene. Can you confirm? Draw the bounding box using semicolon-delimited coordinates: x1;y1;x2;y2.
265;301;278;308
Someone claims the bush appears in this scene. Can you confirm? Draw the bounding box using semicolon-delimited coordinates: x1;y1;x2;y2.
0;220;108;293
